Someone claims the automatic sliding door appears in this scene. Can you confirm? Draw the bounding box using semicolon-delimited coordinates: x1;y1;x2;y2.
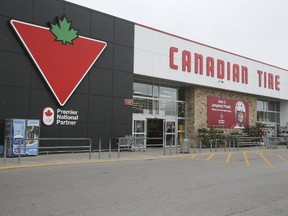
146;119;163;146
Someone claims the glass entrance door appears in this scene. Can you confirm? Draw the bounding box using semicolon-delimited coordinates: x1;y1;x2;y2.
146;118;164;146
165;121;176;147
133;115;178;148
133;119;146;148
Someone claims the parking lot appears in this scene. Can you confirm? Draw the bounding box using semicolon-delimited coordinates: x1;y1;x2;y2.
1;147;288;216
188;149;288;170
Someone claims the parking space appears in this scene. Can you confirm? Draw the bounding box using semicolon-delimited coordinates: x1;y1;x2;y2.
188;149;288;170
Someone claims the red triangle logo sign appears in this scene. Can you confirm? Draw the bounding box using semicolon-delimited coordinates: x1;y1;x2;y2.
11;17;107;106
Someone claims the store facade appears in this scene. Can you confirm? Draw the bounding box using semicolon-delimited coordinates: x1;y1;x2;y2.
1;0;288;150
133;24;288;146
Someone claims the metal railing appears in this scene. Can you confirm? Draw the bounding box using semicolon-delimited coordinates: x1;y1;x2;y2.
4;135;286;165
198;136;263;153
235;136;263;150
3;138;92;164
116;136;189;156
265;136;288;149
197;136;288;153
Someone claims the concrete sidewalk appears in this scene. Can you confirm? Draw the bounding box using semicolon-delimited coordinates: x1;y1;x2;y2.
1;145;287;169
1;147;171;167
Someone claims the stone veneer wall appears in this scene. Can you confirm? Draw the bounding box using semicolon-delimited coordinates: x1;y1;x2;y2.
186;86;257;145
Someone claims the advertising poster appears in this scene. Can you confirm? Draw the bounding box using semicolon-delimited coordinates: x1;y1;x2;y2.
12;119;26;156
9;119;40;156
26;119;40;156
207;96;249;129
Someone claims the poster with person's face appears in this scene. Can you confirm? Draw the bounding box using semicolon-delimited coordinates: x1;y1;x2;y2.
207;96;249;129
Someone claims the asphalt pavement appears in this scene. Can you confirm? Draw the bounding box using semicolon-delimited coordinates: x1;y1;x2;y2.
1;146;288;216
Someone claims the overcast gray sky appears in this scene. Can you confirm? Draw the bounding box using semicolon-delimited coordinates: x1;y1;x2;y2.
67;0;288;69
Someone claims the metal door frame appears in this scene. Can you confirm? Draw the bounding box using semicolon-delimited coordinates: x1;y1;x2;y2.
133;114;178;147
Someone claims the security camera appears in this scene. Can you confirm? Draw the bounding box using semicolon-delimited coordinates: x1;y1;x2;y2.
218;80;224;83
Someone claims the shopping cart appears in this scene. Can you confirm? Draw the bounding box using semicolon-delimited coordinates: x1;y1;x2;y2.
117;136;134;151
264;136;278;149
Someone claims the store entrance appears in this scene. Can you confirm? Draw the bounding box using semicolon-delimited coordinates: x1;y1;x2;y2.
133;115;178;148
146;118;164;146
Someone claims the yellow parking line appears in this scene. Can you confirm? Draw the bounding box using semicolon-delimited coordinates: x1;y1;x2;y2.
0;161;96;170
190;154;197;159
259;153;274;169
0;156;174;170
277;154;288;163
243;152;250;166
206;153;215;161
225;153;231;163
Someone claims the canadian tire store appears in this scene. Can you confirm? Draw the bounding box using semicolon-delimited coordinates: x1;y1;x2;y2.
1;0;288;151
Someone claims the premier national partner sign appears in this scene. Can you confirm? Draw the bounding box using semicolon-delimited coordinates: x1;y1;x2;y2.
207;96;249;129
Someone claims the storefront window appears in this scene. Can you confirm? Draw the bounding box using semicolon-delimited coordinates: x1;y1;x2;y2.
133;98;153;114
267;112;276;122
153;100;159;115
133;81;185;117
178;87;186;101
257;111;265;122
159;86;177;100
133;81;186;147
159;101;177;116
263;101;268;110
276;113;280;123
257;99;280;125
178;119;185;131
178;102;185;117
268;101;277;111
257;101;264;110
153;85;159;98
276;103;280;112
133;82;153;97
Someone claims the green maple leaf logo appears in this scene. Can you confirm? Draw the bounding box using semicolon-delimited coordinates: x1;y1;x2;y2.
50;17;78;45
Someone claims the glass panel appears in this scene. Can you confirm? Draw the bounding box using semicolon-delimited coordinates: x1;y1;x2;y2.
178;132;185;145
267;112;276;122
159;101;177;116
153;100;159;115
166;122;175;133
178;102;185;117
133;98;153;114
257;111;265;122
257;100;264;110
133;82;153;97
166;134;175;146
178;119;185;131
159;86;177;100
134;134;145;146
268;101;276;111
134;120;144;133
276;102;280;112
147;119;163;145
263;101;268;111
153;84;159;98
178;87;186;101
276;113;280;123
257;99;280;126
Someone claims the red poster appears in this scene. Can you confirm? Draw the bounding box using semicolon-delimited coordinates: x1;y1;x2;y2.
207;96;249;129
